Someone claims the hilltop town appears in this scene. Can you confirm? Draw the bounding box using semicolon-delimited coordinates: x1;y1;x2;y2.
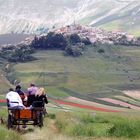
0;24;140;62
55;24;140;46
1;24;140;49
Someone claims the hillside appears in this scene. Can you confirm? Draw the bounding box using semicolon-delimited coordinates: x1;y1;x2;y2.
11;45;140;109
0;27;140;140
0;23;140;109
0;107;140;140
0;0;140;36
0;1;140;139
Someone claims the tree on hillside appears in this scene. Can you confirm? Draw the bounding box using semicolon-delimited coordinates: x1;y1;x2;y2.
65;43;85;57
69;33;81;45
31;32;68;50
81;37;91;45
0;45;15;59
8;44;34;62
46;32;67;49
31;35;41;49
30;32;90;57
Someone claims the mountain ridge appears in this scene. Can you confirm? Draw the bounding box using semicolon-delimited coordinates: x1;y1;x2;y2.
0;0;140;35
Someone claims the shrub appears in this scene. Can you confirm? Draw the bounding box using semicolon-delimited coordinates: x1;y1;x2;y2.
98;48;105;53
0;44;34;62
48;113;56;119
65;43;85;57
108;117;140;138
69;33;81;45
31;32;68;50
8;44;35;62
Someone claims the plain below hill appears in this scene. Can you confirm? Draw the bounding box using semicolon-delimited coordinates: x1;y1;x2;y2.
0;33;33;45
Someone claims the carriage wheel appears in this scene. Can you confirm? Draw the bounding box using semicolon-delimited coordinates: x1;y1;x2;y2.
7;114;13;129
38;113;43;128
43;108;48;117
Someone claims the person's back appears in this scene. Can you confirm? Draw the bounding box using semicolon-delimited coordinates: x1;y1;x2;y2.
27;84;38;95
15;85;26;101
15;85;24;95
6;88;25;109
27;83;38;106
33;87;48;107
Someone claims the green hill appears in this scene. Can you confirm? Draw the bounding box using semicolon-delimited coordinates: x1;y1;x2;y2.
11;45;140;102
1;40;140;140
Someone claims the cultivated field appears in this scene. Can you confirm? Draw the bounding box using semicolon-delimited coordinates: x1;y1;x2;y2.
11;45;140;111
1;45;140;139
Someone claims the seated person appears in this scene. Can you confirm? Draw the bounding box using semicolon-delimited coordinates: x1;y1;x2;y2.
15;85;27;103
27;83;38;106
32;87;48;107
6;88;25;110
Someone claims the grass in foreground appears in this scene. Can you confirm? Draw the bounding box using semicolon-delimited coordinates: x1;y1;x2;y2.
0;108;22;140
55;112;140;139
0;107;140;140
0;126;23;140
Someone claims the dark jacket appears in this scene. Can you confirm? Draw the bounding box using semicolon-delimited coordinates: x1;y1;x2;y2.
35;94;48;104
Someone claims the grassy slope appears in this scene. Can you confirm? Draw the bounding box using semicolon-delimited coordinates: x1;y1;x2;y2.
0;44;139;110
99;20;140;37
13;45;140;105
14;49;123;95
87;2;140;37
1;108;140;140
0;58;12;94
1;107;140;140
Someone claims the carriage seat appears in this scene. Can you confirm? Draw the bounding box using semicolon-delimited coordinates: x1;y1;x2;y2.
32;101;44;108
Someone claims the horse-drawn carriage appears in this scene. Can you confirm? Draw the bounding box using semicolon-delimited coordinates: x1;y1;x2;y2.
7;101;45;129
6;86;48;129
